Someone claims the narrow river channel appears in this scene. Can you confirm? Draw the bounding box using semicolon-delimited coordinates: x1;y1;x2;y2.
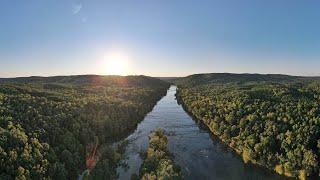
117;86;284;180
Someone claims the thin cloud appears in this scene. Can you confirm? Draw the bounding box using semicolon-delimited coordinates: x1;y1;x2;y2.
72;3;82;14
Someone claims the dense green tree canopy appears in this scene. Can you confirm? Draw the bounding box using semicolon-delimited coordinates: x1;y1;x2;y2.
175;73;320;179
134;129;183;180
0;75;169;179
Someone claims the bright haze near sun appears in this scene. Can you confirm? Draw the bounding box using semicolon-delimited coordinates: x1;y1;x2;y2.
103;52;130;76
1;1;320;77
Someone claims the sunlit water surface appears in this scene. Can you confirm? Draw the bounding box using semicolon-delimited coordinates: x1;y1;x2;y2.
117;86;284;180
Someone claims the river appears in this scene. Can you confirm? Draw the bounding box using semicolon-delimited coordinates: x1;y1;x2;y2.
117;86;284;180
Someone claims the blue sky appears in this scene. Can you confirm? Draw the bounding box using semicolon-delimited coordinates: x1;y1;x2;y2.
1;0;320;77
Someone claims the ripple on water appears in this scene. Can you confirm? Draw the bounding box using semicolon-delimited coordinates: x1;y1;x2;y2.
117;86;285;180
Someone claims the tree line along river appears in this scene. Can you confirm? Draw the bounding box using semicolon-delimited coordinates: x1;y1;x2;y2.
117;86;284;180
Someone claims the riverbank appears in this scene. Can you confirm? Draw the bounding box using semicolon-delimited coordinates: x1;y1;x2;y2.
117;86;285;180
175;86;307;180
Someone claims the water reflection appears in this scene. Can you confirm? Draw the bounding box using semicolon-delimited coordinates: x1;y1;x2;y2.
117;86;285;180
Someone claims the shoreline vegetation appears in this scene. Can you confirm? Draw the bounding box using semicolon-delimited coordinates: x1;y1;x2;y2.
0;75;170;179
175;73;320;180
3;73;320;179
131;128;183;180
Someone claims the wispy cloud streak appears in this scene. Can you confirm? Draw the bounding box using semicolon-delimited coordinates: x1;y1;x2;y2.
72;3;82;14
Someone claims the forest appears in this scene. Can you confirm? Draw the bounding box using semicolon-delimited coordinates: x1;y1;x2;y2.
132;129;182;180
175;73;320;179
0;75;170;179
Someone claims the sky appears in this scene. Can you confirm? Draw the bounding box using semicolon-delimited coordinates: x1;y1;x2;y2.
1;0;320;77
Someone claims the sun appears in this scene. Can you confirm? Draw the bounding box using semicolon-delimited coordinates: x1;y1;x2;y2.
104;53;129;75
106;59;126;75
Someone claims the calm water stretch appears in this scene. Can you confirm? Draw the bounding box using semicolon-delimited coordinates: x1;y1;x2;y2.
117;86;284;180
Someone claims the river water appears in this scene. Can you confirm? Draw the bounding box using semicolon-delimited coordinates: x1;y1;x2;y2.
117;86;284;180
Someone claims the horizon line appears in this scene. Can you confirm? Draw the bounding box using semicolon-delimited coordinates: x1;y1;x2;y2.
1;72;320;79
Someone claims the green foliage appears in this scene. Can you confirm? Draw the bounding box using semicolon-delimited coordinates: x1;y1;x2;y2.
137;129;183;180
0;75;169;179
0;118;49;179
176;73;320;178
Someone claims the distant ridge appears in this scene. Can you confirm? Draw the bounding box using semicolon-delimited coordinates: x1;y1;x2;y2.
174;73;320;86
0;75;169;87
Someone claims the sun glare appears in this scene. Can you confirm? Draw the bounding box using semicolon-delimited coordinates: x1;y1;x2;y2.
104;52;129;75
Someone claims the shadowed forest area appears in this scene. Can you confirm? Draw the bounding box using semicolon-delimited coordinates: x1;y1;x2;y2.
0;75;169;179
175;73;320;179
2;73;320;180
